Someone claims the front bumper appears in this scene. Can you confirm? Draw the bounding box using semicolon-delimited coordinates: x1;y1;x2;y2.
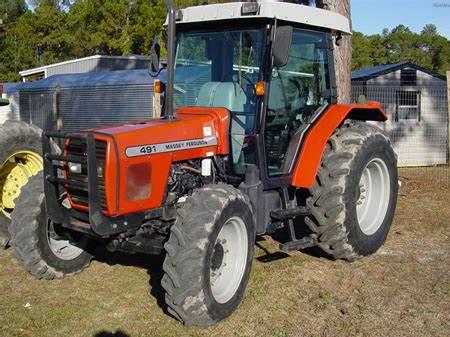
43;131;147;237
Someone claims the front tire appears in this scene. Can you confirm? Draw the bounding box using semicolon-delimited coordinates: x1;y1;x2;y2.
162;184;255;326
305;121;398;261
8;173;92;280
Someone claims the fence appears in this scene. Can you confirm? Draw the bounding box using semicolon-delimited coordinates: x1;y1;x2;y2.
352;85;449;187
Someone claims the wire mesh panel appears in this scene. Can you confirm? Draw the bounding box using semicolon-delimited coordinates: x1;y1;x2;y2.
18;89;56;130
352;84;449;187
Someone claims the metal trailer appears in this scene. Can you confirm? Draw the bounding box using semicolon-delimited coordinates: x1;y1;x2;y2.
15;69;162;132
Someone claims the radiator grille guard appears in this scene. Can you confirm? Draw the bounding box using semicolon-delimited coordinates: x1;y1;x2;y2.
43;131;145;237
65;138;107;210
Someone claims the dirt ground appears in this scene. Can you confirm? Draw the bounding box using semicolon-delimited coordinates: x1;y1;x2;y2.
0;168;449;337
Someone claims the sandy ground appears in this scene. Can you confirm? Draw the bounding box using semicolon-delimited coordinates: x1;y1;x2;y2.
0;168;449;337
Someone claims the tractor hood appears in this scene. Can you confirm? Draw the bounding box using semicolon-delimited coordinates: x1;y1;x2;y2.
94;107;230;159
87;107;230;216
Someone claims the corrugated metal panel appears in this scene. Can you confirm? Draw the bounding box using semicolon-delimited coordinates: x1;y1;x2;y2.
47;59;98;77
46;58;151;77
59;85;153;133
18;84;154;132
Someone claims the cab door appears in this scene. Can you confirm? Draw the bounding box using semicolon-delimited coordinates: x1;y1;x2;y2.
263;28;334;182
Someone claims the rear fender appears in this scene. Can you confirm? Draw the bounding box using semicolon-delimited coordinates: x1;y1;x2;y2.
291;102;387;189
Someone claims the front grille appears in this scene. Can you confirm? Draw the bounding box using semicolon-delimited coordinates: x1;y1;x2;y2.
66;139;107;210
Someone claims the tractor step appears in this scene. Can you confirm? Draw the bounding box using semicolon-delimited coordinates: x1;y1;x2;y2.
270;206;311;221
279;237;317;252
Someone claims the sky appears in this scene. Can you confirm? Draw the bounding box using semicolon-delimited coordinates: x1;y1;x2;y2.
351;0;450;38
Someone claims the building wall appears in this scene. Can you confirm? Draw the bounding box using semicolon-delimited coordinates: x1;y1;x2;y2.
353;81;448;166
46;57;150;78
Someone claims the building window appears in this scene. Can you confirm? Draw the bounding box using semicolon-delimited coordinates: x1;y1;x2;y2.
396;90;421;122
400;69;417;86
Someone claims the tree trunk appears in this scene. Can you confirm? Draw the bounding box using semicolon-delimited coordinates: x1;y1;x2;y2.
318;0;352;104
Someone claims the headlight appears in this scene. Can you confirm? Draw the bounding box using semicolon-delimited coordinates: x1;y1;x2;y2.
97;165;104;178
68;162;82;174
126;163;152;201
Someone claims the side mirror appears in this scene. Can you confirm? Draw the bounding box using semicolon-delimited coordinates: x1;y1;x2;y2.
150;39;161;73
273;26;293;68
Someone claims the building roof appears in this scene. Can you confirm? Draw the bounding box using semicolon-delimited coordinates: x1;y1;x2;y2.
175;1;351;34
19;55;151;77
352;61;446;81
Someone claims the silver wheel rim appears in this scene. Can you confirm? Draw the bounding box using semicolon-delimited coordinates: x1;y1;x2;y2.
356;157;391;236
47;221;84;261
210;216;248;304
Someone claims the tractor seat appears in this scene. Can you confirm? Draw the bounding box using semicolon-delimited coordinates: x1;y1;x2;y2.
196;82;247;112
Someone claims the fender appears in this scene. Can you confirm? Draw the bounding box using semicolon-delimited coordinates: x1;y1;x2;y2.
291;102;387;189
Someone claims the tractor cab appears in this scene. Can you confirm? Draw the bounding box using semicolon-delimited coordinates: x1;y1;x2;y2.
160;1;351;182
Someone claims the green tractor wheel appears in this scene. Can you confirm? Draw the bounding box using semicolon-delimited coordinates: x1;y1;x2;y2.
0;121;44;248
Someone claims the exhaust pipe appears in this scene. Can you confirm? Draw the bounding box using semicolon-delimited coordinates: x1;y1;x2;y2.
164;0;176;119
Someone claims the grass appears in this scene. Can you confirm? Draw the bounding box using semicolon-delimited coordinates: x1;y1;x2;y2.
1;167;449;337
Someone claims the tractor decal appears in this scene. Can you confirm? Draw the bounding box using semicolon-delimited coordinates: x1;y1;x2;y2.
125;136;218;158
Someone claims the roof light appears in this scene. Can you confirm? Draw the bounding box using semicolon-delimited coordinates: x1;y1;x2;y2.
242;2;259;15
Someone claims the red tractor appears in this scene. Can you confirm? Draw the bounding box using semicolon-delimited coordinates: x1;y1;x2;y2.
9;0;398;325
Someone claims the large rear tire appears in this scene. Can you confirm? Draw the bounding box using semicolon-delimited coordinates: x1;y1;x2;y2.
0;121;43;249
162;184;255;326
305;121;398;261
9;173;92;279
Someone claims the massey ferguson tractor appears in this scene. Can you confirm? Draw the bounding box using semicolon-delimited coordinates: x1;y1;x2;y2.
9;0;398;326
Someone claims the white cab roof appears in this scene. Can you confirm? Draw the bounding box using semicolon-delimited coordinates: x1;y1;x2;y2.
176;1;351;35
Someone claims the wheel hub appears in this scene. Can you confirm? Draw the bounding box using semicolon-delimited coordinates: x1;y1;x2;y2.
211;242;225;271
0;151;42;219
47;220;84;261
356;157;391;236
210;216;248;304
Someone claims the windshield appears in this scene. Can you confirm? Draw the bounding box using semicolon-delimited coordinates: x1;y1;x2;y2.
174;28;264;134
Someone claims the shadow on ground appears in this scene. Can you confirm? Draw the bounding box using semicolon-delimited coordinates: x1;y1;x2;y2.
93;331;130;337
94;247;169;316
